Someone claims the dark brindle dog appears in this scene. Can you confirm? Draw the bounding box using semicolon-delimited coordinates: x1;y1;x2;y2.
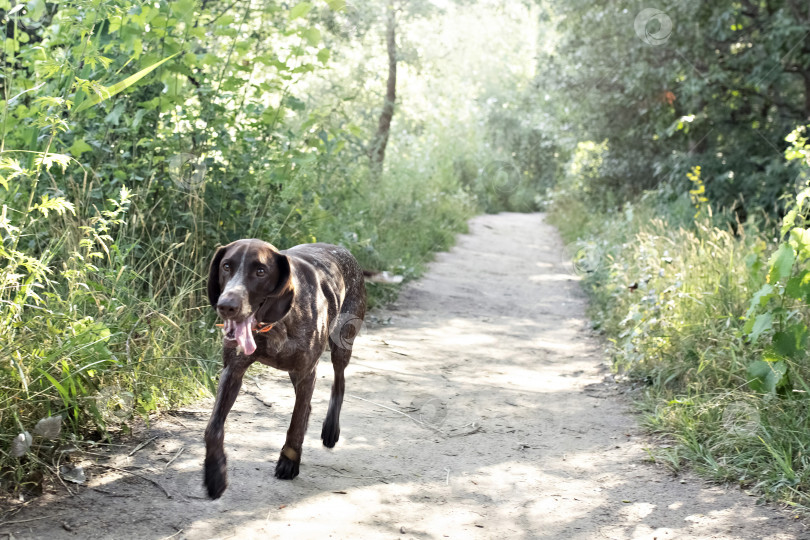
204;239;366;499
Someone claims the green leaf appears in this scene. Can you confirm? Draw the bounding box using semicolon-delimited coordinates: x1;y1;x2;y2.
104;103;126;126
785;270;810;299
303;27;321;46
34;153;71;173
290;2;312;20
169;0;195;18
69;139;93;157
317;48;330;65
71;318;111;346
284;96;306;111
4;37;19;55
41;370;70;405
0;157;25;184
797;186;810;209
767;243;795;284
746;283;774;318
74;52;179;113
326;0;346;10
747;359;788;393
772;325;807;358
790;227;810;261
32;194;76;217
781;209;798;238
748;312;772;343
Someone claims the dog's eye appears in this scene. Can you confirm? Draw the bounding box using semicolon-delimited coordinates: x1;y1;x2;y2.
222;263;231;272
256;268;266;277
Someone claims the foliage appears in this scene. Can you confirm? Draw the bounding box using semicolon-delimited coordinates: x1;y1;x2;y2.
743;127;810;395
547;128;810;507
537;1;810;506
535;0;810;214
0;0;537;493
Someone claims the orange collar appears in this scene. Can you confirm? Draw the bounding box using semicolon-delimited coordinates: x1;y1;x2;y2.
215;322;274;333
256;322;274;333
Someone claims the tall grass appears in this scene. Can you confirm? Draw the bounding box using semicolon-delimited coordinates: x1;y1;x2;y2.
0;124;482;496
0;181;219;488
0;0;534;495
548;183;810;508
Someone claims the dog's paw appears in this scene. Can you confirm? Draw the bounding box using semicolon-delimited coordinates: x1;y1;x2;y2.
204;453;228;499
321;419;340;448
274;453;300;480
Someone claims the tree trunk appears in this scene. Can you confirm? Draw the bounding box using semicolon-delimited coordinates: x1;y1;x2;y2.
369;1;397;176
803;70;810;121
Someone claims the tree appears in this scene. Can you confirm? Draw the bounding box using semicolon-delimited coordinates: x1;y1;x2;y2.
369;0;397;176
531;0;810;214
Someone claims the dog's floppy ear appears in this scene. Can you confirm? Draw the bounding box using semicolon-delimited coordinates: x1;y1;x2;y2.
260;252;294;323
207;245;228;309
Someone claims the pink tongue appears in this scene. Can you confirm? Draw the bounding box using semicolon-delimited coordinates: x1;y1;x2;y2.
234;315;257;355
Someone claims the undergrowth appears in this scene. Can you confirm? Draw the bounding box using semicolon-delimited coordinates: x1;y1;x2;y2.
0;144;479;496
0;0;502;496
547;127;810;509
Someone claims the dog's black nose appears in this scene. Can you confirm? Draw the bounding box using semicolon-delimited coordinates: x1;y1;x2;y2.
217;297;239;318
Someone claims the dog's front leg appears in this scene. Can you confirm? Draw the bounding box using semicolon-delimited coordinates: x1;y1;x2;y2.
275;368;317;479
204;352;253;499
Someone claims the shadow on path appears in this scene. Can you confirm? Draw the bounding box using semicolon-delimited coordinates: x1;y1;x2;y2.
1;213;806;540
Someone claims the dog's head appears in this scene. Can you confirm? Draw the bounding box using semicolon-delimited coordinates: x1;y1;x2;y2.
207;239;294;353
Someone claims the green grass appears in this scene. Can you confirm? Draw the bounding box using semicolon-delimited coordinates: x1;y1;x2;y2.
0;129;488;496
0;0;534;498
548;188;810;510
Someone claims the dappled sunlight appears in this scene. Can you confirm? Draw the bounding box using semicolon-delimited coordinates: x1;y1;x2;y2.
1;0;808;532
622;501;656;519
529;272;583;283
362;316;593;357
452;365;569;391
430;332;498;348
5;213;802;538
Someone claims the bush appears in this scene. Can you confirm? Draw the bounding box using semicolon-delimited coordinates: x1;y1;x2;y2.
548;131;810;507
0;0;487;493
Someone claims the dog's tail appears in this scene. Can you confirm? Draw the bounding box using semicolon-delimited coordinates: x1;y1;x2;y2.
363;269;403;284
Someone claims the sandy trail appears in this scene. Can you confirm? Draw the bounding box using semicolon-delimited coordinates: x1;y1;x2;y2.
1;212;807;539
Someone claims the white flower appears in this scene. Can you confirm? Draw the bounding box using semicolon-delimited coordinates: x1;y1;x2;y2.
11;432;32;457
34;416;62;440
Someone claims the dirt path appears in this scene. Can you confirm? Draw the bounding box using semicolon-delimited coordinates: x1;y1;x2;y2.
2;213;807;539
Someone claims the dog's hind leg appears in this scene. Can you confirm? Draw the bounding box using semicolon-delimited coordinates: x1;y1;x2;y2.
322;301;364;448
275;369;317;480
321;338;351;448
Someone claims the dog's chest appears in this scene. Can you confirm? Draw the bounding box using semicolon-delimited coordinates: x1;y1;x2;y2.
251;323;328;372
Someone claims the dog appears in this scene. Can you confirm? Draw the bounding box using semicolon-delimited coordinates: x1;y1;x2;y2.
204;239;366;499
